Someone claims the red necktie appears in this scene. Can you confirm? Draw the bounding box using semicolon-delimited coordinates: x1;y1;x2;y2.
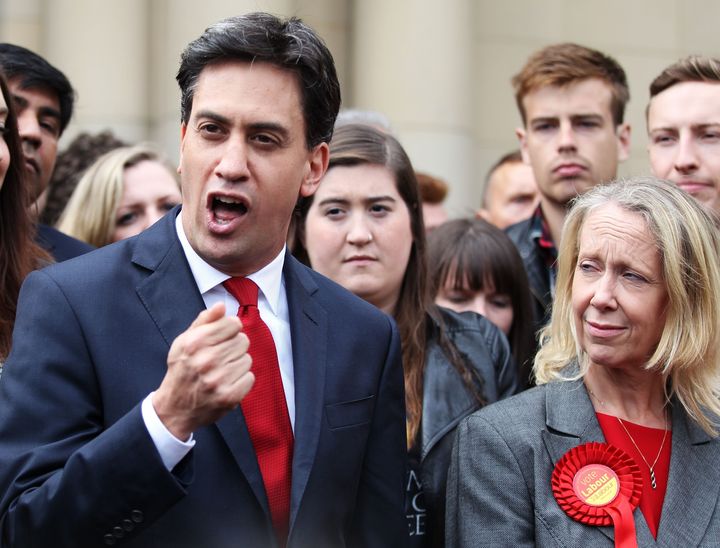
223;277;293;545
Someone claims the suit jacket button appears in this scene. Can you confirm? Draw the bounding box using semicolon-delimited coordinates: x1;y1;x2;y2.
113;526;125;538
122;519;135;532
103;533;117;545
131;510;144;523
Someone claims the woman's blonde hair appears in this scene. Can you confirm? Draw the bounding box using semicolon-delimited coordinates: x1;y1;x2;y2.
535;176;720;435
57;144;176;247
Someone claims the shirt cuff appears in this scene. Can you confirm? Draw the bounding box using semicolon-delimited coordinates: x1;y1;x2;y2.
141;392;195;471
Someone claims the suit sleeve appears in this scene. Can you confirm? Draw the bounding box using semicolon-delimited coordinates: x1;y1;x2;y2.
349;316;408;547
0;270;188;548
445;413;535;547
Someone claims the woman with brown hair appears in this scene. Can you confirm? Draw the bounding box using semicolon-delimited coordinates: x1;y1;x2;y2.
0;72;50;365
292;123;518;546
428;218;536;387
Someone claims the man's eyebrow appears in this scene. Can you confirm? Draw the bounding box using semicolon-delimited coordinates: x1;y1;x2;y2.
10;93;61;121
193;109;231;125
693;123;720;130
11;94;28;109
191;111;290;138
571;113;604;120
38;106;61;121
247;122;290;139
529;116;558;124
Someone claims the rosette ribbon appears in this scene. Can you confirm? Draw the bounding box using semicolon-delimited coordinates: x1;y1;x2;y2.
551;442;643;548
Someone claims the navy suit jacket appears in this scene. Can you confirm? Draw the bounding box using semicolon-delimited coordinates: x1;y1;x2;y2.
0;209;407;548
35;222;94;262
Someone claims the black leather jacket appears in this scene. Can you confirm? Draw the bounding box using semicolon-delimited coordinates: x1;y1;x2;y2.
505;217;553;334
418;307;518;546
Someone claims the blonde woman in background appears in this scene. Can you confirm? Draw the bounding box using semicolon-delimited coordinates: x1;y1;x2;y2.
57;144;181;247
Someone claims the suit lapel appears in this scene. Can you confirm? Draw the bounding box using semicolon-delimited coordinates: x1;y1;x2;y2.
283;256;327;530
541;379;658;545
132;213;205;348
215;410;268;514
541;380;610;541
655;405;720;547
541;379;604;465
132;209;269;513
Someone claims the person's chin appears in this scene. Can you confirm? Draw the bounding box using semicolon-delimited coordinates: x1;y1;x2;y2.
547;177;584;202
345;277;381;299
195;231;251;267
564;175;596;193
690;189;719;211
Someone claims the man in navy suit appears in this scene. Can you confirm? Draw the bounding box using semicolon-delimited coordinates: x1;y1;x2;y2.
0;43;93;260
0;13;406;548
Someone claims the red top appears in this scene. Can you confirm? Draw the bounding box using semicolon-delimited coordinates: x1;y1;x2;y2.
596;412;672;539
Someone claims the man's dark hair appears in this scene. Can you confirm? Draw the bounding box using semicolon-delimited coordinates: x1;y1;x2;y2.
177;12;341;148
0;43;75;135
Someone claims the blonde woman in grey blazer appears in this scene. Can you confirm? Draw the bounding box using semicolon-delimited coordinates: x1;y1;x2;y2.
447;178;720;547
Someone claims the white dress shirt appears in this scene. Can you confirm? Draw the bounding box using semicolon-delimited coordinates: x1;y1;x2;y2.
141;214;295;470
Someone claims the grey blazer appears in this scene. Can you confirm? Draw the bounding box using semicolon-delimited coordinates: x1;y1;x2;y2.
446;379;720;547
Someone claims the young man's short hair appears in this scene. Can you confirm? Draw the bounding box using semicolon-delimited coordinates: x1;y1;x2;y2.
482;150;523;207
485;150;523;183
512;43;629;126
649;55;720;98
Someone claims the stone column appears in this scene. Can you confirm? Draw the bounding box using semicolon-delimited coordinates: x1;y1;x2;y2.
0;0;44;51
44;0;150;144
295;0;352;110
351;0;475;216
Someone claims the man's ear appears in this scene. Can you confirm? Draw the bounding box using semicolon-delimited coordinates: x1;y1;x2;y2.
516;127;531;165
616;123;631;162
300;142;329;198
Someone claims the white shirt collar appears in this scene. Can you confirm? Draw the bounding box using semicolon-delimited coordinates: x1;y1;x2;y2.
175;213;285;315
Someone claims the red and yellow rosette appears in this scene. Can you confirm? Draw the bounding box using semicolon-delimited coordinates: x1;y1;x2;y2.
551;442;643;548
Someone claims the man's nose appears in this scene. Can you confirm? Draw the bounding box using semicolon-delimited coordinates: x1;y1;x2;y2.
17;111;41;152
215;138;250;182
674;135;699;174
557;121;577;152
